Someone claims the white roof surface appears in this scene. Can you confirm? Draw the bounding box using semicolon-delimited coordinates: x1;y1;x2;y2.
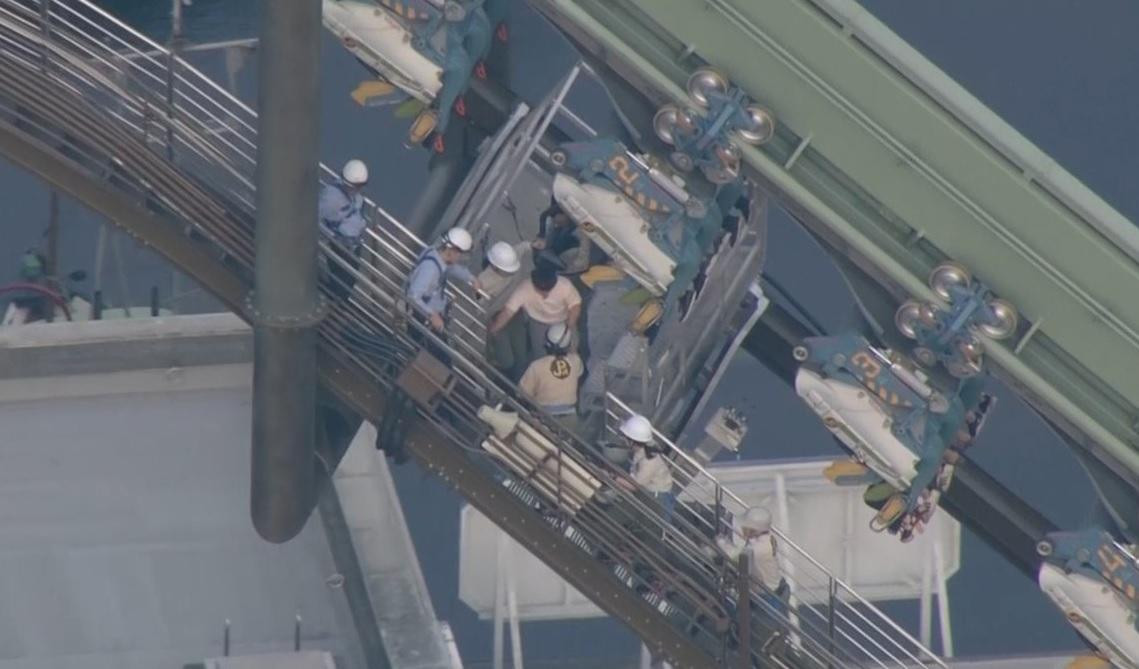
0;383;363;668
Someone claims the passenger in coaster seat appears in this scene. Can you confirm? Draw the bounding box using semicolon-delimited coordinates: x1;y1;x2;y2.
404;227;481;362
478;241;529;380
518;323;584;433
2;251;56;324
318;159;371;301
488;264;581;365
534;200;592;277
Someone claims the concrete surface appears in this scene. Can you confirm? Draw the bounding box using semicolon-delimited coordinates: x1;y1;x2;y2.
0;383;364;669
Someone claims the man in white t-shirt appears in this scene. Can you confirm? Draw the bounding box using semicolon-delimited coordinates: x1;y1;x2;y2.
488;265;582;362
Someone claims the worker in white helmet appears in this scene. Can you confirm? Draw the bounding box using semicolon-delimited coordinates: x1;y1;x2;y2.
478;241;530;379
717;506;786;611
404;227;481;347
518;323;584;431
318;159;371;300
478;241;527;301
615;414;676;519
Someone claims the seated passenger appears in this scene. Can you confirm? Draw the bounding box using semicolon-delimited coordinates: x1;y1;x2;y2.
488;265;581;363
717;507;786;611
534;201;591;276
404;227;481;361
518;323;584;432
479;241;529;380
3;251;55;324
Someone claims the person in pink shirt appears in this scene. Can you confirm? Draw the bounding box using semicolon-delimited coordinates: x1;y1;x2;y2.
488;265;582;362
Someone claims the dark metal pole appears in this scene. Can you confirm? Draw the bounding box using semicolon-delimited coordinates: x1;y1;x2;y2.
736;552;752;669
250;0;322;543
826;577;837;669
45;190;59;276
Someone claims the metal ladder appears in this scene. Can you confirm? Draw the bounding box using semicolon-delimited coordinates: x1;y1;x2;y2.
0;1;945;666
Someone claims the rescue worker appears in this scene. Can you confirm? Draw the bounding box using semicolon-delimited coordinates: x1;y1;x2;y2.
717;507;787;613
478;241;529;380
318;159;370;301
615;414;676;518
404;227;481;361
487;264;581;363
518;322;583;432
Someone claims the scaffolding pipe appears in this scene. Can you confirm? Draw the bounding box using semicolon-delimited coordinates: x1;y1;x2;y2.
250;0;322;543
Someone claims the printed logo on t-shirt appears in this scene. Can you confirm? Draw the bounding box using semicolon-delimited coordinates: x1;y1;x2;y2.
550;357;573;379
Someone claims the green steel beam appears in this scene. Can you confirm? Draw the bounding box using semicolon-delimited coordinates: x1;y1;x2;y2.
530;0;1139;488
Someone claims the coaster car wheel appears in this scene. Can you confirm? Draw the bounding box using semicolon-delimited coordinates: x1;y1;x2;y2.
929;261;972;301
978;298;1018;340
895;299;924;339
686;67;728;107
736;104;775;145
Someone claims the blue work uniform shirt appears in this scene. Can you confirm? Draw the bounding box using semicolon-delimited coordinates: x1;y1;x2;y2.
318;179;367;243
405;248;475;318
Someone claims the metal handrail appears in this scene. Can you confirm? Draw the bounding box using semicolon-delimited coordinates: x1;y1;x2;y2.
28;0;488;329
602;395;945;667
0;1;945;666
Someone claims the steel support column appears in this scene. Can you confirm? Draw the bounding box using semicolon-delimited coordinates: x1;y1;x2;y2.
250;0;323;543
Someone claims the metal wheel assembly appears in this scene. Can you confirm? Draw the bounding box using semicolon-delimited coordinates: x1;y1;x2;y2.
929;261;972;301
895;299;924;339
737;104;775;145
686;67;728;107
670;151;695;172
914;347;937;367
978;298;1018;340
653;104;683;145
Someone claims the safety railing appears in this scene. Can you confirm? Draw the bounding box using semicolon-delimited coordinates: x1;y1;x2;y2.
603;394;947;669
0;1;944;666
6;0;487;347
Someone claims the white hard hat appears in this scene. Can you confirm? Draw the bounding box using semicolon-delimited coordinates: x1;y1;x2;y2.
443;227;473;252
487;242;520;273
740;507;772;534
619;414;654;444
545;322;572;350
342;159;368;185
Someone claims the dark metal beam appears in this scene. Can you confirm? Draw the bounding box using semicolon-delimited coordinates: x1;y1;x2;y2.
250;0;323;543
